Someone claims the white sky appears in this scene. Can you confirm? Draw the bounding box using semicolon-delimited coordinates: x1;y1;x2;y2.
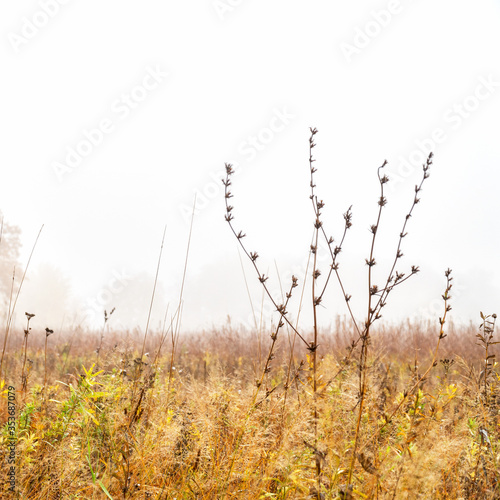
1;0;499;333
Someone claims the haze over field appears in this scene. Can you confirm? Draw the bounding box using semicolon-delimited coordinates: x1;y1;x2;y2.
1;1;500;331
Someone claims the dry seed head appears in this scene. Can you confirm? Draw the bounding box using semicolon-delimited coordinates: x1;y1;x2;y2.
276;304;287;315
343;207;353;228
307;342;318;352
378;196;387;207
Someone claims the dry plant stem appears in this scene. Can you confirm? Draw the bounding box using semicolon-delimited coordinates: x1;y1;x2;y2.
2;271;16;380
361;268;453;455
43;332;49;404
129;225;167;426
370;154;432;317
306;131;358;337
306;129;360;343
152;305;179;370
238;246;258;330
6;269;15;335
143;308;180;428
390;270;453;498
347;155;431;484
257;279;297;393
477;312;498;406
282;236;314;412
167;197;196;402
21;313;34;394
308;128;322;497
140;225;167;362
0;224;43;378
130;225;167;417
223;165;309;347
347;160;388;484
96;308;114;365
257;287;266;371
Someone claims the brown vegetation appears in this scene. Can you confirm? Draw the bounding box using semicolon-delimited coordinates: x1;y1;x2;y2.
1;130;498;498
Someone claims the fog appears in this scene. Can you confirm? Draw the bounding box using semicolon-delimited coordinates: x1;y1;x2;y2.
1;1;500;335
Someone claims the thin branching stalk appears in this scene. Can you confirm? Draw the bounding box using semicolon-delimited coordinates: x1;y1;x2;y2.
223;164;309;347
308;127;323;497
347;155;432;485
0;224;43;378
348;160;388;483
361;268;453;455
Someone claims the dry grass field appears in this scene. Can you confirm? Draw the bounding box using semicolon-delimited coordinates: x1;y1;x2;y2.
2;133;499;498
1;319;499;499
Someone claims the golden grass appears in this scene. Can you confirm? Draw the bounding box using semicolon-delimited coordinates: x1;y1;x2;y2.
1;321;499;499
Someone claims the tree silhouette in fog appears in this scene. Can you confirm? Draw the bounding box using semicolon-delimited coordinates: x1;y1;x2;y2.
0;213;22;306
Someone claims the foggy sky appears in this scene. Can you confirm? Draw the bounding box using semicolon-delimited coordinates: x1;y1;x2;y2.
1;1;500;334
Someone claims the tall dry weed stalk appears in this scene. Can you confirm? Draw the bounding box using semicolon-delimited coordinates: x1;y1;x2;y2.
96;307;115;364
223;128;437;497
